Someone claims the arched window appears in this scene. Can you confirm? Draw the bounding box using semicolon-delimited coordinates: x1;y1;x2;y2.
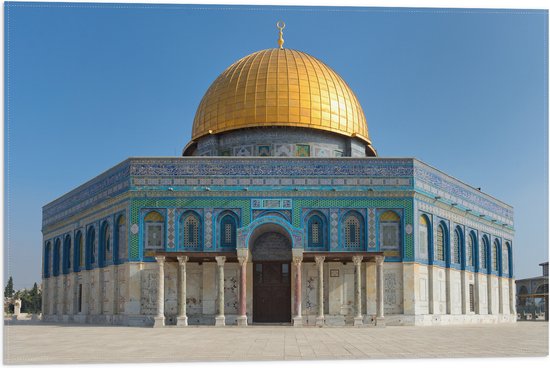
63;235;71;274
453;228;461;264
116;215;127;261
101;222;112;265
220;213;237;248
418;215;430;259
180;212;201;249
502;243;509;273
343;211;364;249
44;241;51;278
144;211;165;250
480;236;489;270
466;232;474;267
436;224;445;262
380;210;400;251
492;240;499;272
76;232;84;270
53;239;61;276
86;226;96;269
307;213;327;249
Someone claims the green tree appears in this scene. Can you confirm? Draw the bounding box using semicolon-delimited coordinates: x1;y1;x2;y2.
4;276;14;298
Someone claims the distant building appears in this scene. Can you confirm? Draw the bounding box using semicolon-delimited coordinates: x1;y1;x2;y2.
516;262;549;321
41;23;516;327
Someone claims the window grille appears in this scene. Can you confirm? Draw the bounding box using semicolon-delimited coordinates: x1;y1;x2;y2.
182;214;200;248
453;229;461;264
344;215;361;248
466;234;474;267
481;238;488;269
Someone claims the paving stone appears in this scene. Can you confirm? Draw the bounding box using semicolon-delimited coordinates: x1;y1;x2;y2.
3;321;548;364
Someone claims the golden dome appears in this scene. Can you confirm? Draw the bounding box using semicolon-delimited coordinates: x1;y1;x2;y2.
192;48;374;149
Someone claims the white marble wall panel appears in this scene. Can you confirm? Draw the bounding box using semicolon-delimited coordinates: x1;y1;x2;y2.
140;268;158;315
303;263;318;315
164;263;178;316
224;264;239;315
434;266;447;315
384;263;403;315
187;263;203;315
449;269;462;315
202;263;216;314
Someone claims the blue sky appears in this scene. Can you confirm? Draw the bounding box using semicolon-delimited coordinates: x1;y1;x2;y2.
3;2;548;288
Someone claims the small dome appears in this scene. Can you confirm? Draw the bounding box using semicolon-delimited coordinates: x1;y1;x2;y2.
191;48;375;154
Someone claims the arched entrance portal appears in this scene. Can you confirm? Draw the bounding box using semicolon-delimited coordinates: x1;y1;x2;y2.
249;224;292;323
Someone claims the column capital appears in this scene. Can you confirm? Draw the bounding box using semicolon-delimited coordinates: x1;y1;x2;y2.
292;256;303;266
314;255;325;266
177;256;189;265
155;256;166;264
215;256;226;266
352;255;363;266
375;255;385;265
238;255;248;265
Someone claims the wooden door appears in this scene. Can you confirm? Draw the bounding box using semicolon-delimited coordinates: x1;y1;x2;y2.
253;262;291;323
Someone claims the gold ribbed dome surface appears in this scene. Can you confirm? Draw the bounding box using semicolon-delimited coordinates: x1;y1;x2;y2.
192;48;372;145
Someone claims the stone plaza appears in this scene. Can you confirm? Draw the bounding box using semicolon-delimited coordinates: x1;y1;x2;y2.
3;321;548;364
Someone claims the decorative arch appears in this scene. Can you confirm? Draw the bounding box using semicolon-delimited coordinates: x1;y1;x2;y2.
53;238;61;276
74;231;84;272
466;231;476;268
115;214;127;262
452;226;463;265
44;241;52;278
480;235;489;271
144;210;165;250
379;210;401;251
492;239;500;274
341;210;365;250
505;242;513;277
418;214;431;261
179;210;202;249
218;211;238;249
305;211;328;250
63;234;72;274
240;215;302;249
100;221;112;266
86;226;96;269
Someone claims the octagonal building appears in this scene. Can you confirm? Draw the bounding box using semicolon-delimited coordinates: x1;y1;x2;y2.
41;26;516;327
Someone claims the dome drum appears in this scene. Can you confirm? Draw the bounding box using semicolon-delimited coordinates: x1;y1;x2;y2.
183;126;372;157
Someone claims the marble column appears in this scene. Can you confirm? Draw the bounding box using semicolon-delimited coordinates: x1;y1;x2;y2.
153;256;165;328
176;256;189;327
237;255;248;326
292;255;303;327
215;256;226;327
375;255;385;327
352;255;363;326
315;256;325;326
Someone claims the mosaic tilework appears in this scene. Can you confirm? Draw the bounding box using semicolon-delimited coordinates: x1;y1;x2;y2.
330;209;339;249
167;209;175;249
204;209;213;249
129;198;251;260
368;208;376;248
414;162;513;221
